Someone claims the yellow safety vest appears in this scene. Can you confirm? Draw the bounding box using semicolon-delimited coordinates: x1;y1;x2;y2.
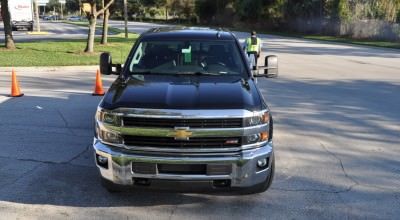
246;37;260;53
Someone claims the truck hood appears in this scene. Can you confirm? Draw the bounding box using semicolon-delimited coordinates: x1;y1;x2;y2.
101;75;262;111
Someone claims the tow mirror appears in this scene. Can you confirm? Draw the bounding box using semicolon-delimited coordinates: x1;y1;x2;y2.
100;52;121;75
254;55;278;78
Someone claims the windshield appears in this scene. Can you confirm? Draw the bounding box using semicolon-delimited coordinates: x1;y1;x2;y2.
128;40;246;76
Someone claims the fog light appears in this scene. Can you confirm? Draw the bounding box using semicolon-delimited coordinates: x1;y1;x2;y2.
257;158;268;168
96;154;108;168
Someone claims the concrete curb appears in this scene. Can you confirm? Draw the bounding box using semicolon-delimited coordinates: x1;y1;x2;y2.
27;31;51;35
0;65;98;72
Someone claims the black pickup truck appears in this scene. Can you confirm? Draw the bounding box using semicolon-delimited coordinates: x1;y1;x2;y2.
94;27;278;193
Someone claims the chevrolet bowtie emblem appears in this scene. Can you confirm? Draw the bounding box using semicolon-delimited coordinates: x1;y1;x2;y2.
174;127;192;140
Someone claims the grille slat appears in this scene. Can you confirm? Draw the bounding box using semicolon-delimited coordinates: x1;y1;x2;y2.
123;117;243;128
123;136;241;148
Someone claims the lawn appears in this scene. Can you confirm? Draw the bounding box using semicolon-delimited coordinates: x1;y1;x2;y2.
302;35;400;49
0;33;138;67
230;27;400;50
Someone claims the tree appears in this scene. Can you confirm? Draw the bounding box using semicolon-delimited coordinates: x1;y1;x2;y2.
195;0;218;24
101;0;110;44
181;0;195;19
0;0;16;49
236;0;263;21
46;0;60;15
66;0;81;13
84;0;115;53
338;0;351;22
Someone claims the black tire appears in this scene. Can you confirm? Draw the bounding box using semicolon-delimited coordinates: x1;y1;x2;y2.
243;155;275;194
266;73;278;78
101;177;123;193
268;116;273;142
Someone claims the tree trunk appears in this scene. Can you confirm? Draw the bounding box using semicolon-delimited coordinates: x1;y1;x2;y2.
34;0;40;32
85;15;97;53
101;8;109;44
123;0;128;38
1;0;16;49
84;0;114;53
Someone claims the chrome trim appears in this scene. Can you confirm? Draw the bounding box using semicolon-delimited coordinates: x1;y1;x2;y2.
101;107;268;119
96;107;270;153
97;130;268;153
94;138;273;187
129;173;231;180
101;123;268;137
122;141;267;153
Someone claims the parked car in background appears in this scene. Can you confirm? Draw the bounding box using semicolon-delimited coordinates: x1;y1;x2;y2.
67;16;81;21
43;15;59;21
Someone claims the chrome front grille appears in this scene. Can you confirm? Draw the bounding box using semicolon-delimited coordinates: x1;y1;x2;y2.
98;108;269;153
123;136;242;148
123;117;243;128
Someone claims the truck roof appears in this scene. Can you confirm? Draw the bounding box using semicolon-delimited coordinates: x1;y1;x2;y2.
140;27;236;41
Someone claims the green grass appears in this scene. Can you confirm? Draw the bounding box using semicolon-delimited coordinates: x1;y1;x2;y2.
301;35;400;49
0;33;138;66
226;27;400;50
128;18;400;49
69;19;400;50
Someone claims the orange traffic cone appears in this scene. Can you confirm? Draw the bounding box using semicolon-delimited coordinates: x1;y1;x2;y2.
92;69;105;96
10;69;24;97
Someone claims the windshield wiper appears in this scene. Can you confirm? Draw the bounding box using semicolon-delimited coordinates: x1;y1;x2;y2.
130;70;156;75
177;71;222;76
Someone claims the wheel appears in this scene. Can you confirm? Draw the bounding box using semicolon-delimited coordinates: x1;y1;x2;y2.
265;55;278;78
266;73;278;78
243;155;275;194
101;177;122;193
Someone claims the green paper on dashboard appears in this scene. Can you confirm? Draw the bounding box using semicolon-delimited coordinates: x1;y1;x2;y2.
182;46;192;63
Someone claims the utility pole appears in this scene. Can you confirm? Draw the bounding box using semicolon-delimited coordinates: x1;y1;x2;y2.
34;0;40;32
60;2;63;20
124;0;128;38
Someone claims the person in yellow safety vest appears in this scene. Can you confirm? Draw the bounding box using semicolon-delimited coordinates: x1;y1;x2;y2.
243;31;262;69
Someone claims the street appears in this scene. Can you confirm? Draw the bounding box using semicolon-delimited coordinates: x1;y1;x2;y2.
0;21;399;219
0;20;167;42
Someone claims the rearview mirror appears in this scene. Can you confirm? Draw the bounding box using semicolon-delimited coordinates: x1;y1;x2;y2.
254;55;278;78
100;52;121;75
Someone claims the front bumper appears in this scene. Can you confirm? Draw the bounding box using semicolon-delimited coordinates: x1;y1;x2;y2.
93;138;273;189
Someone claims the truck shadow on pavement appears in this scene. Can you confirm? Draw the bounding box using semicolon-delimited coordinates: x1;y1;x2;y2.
0;93;210;207
0;78;398;219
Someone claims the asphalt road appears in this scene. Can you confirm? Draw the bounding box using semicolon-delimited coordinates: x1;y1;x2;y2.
0;20;167;42
0;21;399;219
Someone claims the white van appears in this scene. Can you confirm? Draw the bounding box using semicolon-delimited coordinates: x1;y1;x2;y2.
8;0;34;31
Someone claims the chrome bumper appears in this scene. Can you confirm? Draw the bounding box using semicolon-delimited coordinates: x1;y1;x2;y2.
93;138;273;188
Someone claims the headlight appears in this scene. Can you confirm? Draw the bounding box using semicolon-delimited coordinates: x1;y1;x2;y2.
243;111;270;145
99;129;123;144
96;122;123;144
96;108;121;126
96;107;123;144
245;111;270;126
